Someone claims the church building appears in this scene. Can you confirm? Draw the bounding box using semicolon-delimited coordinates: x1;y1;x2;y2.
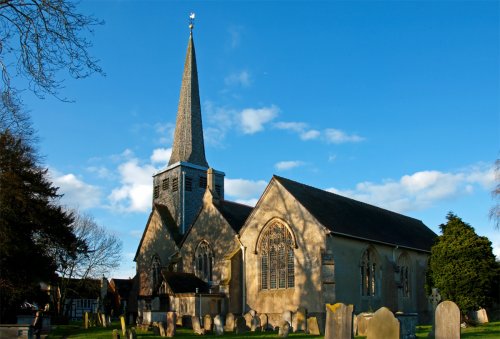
134;22;437;327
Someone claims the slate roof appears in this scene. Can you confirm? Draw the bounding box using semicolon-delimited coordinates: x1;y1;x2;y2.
274;175;436;252
162;272;210;294
215;200;253;232
110;278;134;299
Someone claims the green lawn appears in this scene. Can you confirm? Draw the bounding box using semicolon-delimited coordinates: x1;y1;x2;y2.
46;321;500;339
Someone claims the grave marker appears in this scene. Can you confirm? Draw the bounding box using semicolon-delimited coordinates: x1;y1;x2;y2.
366;307;399;339
435;300;460;339
325;303;354;339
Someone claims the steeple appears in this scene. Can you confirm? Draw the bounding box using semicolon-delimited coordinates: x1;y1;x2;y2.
168;19;208;168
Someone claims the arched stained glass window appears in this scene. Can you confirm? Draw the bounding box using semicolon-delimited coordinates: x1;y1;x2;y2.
360;247;378;297
195;241;213;283
260;222;295;290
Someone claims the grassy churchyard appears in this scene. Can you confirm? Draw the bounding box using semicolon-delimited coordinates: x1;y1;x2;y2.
46;321;500;339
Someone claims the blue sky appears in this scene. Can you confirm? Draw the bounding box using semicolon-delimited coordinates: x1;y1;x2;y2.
22;0;499;278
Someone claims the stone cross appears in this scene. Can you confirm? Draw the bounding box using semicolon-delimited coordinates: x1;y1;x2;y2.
429;288;442;337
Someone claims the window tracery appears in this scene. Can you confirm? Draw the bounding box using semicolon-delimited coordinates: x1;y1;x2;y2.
195;241;213;282
151;255;162;294
360;247;378;297
259;222;295;290
397;253;411;298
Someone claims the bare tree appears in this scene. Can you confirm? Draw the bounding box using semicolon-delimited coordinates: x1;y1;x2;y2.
490;159;500;229
0;0;103;134
55;212;122;316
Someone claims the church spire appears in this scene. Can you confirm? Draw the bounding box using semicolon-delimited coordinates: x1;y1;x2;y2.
168;15;208;168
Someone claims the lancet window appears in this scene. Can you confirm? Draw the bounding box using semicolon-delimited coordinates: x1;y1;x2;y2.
360;247;378;297
397;253;411;298
260;222;295;290
195;241;213;282
151;255;162;294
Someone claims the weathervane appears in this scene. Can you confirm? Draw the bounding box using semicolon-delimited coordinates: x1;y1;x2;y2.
189;12;195;33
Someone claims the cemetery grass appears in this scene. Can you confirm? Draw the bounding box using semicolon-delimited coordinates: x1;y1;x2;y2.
46;321;500;339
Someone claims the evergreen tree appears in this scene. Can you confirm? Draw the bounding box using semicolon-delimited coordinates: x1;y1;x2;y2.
427;212;498;314
0;130;77;322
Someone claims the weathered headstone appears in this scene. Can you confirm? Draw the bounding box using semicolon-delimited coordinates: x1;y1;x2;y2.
249;309;257;317
112;329;120;339
224;313;235;332
429;288;442;337
282;310;292;326
101;313;108;327
166;312;177;337
366;307;399;339
84;312;89;329
192;316;206;335
435;300;460;339
355;313;373;336
470;308;489;324
293;307;307;332
120;315;126;336
235;316;248;334
251;315;261;332
244;312;253;329
307;316;321;335
259;313;269;331
395;312;418;339
96;312;102;326
214;315;224;336
159;322;166;337
204;314;212;333
278;320;291;338
325;303;354;339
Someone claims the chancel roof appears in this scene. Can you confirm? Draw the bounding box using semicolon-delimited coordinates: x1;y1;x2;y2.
274;175;436;252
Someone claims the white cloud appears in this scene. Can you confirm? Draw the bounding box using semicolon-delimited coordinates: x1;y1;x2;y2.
275;161;305;171
50;170;101;210
225;178;268;200
327;165;495;213
240;106;279;134
86;166;113;179
300;129;321;140
324;128;364;144
150;148;172;166
225;70;251;87
108;155;157;213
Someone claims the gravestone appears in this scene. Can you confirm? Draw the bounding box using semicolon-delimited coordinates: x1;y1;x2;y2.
395;313;418;339
366;307;399;339
293;307;307;332
159;322;166;337
192;316;206;335
355;313;373;336
101;313;108;327
244;312;253;329
126;327;137;339
282;310;292;326
259;313;269;331
325;303;354;339
120;315;126;336
112;329;120;339
224;313;235;332
278;321;290;338
214;315;224;335
84;312;89;329
428;288;442;337
204;314;212;333
470;308;489;324
152;322;161;336
307;316;321;335
435;300;460;339
235;316;247;334
166;312;177;337
250;309;257;317
251;315;261;332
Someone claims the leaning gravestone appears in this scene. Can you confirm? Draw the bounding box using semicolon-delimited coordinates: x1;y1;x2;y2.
293;307;307;332
282;310;292;326
192;316;206;335
278;321;291;338
366;307;399;339
259;313;269;331
159;322;166;337
325;303;354;339
224;313;235;332
235;316;248;334
470;308;489;324
204;314;212;333
307;316;321;335
214;315;224;336
120;315;126;336
435;300;460;339
166;312;176;337
126;327;137;339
